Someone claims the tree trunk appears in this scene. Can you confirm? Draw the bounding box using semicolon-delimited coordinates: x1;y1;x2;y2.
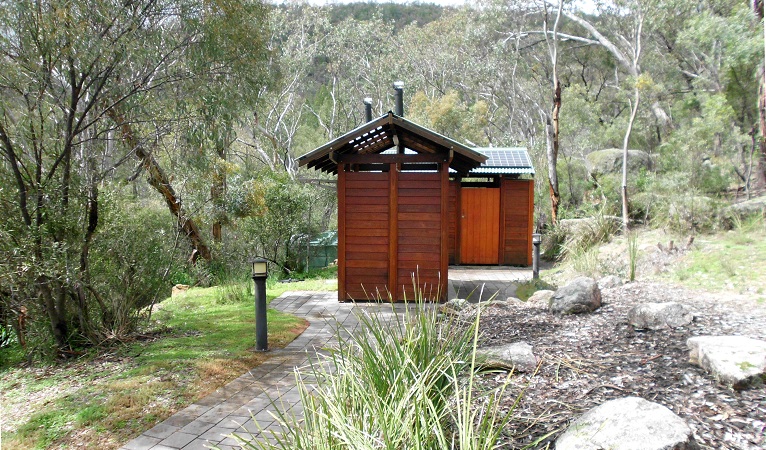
544;0;563;226
108;110;212;263
757;0;766;188
758;76;766;188
549;79;562;225
211;143;226;242
622;89;640;232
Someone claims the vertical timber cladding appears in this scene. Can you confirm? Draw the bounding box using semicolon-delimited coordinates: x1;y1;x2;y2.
447;181;459;265
340;169;390;300
459;187;501;265
501;178;535;265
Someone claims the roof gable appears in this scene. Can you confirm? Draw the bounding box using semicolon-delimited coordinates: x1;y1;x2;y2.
298;112;487;174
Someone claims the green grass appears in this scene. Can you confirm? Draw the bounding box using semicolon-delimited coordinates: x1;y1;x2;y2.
514;279;557;301
0;277;334;450
666;225;766;296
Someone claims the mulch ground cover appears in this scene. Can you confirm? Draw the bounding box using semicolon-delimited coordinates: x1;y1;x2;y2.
474;281;766;449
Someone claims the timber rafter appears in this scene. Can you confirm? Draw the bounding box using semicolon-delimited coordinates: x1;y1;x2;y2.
299;111;486;175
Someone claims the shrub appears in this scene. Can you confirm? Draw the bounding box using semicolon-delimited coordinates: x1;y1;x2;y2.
89;196;185;335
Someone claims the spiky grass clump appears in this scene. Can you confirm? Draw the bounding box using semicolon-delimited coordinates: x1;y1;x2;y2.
238;290;518;450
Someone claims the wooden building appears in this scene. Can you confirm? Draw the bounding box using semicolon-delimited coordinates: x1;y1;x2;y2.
298;112;534;302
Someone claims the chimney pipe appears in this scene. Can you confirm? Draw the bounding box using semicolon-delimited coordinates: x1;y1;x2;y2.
393;81;404;116
363;97;373;122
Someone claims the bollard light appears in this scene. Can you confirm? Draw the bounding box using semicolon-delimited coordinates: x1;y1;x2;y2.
250;257;268;351
251;258;268;279
532;233;542;280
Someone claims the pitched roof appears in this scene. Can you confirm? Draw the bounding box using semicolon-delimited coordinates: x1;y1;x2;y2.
297;112;487;175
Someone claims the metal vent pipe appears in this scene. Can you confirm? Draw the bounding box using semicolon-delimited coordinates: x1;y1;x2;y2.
393;81;404;116
363;97;373;122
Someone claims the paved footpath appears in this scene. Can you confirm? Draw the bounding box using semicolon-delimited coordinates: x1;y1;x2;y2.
120;291;410;450
120;268;531;450
449;266;532;302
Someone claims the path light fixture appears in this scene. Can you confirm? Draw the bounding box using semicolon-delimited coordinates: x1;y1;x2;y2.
532;233;542;280
250;257;268;352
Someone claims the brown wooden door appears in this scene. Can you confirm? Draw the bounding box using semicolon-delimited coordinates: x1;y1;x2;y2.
459;188;500;264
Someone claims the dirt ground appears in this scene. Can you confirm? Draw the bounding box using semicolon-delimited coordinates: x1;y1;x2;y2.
475;281;766;449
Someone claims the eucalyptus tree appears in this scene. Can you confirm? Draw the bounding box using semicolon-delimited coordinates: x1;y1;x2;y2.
237;4;332;177
0;0;270;351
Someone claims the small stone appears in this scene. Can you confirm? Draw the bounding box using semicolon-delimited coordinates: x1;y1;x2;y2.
549;277;601;315
527;289;554;306
687;336;766;390
598;275;624;290
484;299;513;309
476;342;537;372
628;302;694;330
556;396;699;450
441;298;471;312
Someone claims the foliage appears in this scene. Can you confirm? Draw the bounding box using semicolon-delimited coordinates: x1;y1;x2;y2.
327;2;447;28
90;197;185;331
239;292;518;450
0;324;12;348
1;0;763;360
631;173;729;233
0;0;271;353
222;170;335;276
0;282;313;449
214;282;253;305
410;90;490;146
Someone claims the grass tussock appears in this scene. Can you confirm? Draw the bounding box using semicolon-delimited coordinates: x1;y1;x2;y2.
237;288;520;450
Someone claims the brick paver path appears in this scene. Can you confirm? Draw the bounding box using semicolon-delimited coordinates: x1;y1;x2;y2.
120;291;410;450
120;267;531;450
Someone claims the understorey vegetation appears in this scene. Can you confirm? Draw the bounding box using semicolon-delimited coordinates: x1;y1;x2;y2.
1;0;765;447
239;292;522;450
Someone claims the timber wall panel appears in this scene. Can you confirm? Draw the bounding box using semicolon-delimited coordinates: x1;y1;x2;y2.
501;178;534;266
342;171;390;300
396;172;443;300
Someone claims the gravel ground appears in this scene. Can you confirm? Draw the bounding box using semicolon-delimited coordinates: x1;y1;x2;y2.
473;281;766;449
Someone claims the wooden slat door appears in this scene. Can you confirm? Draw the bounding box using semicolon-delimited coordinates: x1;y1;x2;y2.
459;188;500;264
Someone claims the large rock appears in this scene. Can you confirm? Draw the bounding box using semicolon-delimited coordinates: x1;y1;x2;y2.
476;342;537;372
549;277;601;315
585;149;653;179
556;396;699;450
687;336;766;390
729;196;766;217
628;302;694;330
